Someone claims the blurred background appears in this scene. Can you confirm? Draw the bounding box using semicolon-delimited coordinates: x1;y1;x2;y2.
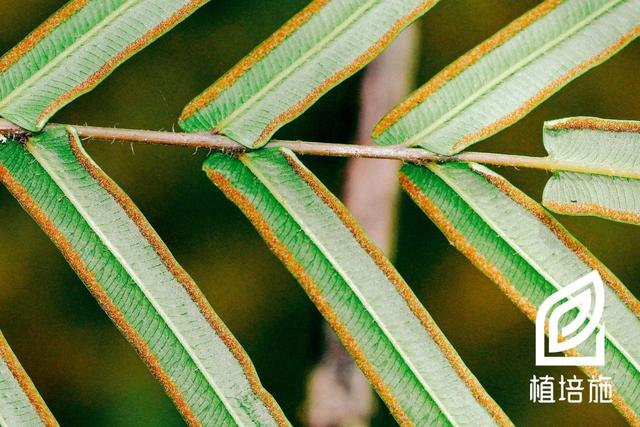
0;1;639;425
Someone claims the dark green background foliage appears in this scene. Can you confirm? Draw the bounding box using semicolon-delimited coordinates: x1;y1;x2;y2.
0;1;638;425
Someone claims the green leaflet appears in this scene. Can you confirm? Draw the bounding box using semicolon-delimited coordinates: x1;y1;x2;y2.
180;0;438;148
0;331;57;427
0;0;208;131
545;174;640;225
0;128;288;426
400;162;640;424
542;117;640;225
203;148;512;427
374;0;640;154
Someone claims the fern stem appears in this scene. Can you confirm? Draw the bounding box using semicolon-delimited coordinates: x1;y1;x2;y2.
1;118;637;179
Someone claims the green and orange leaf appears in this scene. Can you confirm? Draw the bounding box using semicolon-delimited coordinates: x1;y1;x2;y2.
180;0;438;148
203;148;512;426
0;331;57;426
0;128;288;426
374;0;640;154
401;162;640;423
0;0;208;131
542;117;640;225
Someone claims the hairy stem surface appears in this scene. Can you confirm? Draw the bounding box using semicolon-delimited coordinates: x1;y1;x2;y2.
1;119;637;179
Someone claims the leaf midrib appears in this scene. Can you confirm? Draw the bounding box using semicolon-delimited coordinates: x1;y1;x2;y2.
0;0;139;110
214;0;377;132
428;163;640;374
28;141;243;426
243;155;459;426
401;0;624;149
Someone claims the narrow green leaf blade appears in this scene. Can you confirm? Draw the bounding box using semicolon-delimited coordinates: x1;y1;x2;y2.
542;117;640;225
180;0;438;148
544;173;640;225
544;117;640;171
0;0;208;131
0;331;57;427
374;0;640;154
0;128;288;426
401;162;640;424
203;148;512;426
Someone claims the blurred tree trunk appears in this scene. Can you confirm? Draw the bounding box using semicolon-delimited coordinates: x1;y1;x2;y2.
304;24;420;427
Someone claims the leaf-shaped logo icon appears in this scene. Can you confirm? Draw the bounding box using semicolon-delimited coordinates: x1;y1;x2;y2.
536;270;605;366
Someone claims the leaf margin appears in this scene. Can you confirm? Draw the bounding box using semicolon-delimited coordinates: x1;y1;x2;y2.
0;330;57;427
373;0;640;154
542;116;640;225
400;161;640;424
0;0;209;131
179;0;438;148
0;128;289;426
203;147;513;427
